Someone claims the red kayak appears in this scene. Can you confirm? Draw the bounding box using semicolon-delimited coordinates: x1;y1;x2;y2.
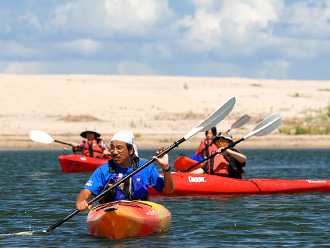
148;172;330;195
174;156;202;172
58;154;148;173
58;154;108;173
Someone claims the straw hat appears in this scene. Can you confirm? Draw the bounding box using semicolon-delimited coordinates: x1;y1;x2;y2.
80;126;101;138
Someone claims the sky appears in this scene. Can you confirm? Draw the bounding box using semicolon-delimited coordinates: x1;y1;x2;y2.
1;0;330;80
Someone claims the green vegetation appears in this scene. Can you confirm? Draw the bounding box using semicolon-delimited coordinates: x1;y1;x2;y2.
184;82;189;90
278;105;330;135
317;88;330;92
250;83;262;87
294;126;330;135
326;106;330;118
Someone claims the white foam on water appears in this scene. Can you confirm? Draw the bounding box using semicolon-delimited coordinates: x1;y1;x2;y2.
0;231;34;236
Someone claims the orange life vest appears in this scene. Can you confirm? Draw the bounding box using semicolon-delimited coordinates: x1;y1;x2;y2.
83;140;104;158
207;152;230;176
196;140;218;158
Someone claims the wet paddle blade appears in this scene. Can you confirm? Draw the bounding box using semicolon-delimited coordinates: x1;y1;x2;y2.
244;113;282;139
183;97;236;140
29;130;54;144
229;114;251;131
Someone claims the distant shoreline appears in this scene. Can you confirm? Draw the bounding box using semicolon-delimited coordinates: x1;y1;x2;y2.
1;133;329;150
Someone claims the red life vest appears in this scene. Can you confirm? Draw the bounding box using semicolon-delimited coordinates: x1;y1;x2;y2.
207;152;230;176
196;140;218;158
83;140;104;158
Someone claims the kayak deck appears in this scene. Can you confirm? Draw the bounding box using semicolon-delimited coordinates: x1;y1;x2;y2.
86;200;171;239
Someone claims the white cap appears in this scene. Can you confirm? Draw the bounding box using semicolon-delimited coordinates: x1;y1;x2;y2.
111;131;138;157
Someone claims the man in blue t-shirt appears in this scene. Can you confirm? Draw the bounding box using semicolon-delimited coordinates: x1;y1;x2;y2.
76;131;174;212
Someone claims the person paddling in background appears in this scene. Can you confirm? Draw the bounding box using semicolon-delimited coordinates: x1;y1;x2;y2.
189;127;218;162
76;131;174;212
190;132;246;179
72;126;110;159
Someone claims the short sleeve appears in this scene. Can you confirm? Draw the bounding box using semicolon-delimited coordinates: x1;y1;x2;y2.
139;163;164;193
83;163;109;196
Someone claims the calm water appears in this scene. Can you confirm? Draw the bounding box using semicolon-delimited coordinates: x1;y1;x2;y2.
1;148;330;247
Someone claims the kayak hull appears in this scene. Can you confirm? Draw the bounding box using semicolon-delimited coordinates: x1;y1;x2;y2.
149;172;330;195
58;154;108;173
86;200;171;239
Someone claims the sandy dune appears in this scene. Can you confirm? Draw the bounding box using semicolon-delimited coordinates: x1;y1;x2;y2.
1;74;329;149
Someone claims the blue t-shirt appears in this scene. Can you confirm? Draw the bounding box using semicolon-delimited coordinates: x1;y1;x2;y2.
84;161;164;196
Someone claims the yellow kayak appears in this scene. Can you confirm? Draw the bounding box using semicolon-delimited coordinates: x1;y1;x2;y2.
86;200;171;239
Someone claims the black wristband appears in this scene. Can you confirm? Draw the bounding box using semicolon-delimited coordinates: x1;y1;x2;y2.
163;166;171;172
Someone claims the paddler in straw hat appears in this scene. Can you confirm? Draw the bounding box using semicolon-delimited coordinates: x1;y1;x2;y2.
190;131;246;179
72;125;110;159
76;131;174;212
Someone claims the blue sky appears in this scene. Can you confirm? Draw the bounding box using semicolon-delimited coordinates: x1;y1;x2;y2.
1;0;330;80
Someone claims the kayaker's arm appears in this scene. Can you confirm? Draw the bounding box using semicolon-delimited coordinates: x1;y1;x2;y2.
163;169;174;194
76;188;93;212
220;148;246;163
153;146;175;194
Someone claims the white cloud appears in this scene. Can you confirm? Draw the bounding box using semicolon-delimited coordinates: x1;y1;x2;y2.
283;1;330;38
59;39;101;56
116;60;155;75
191;0;215;8
193;60;243;77
174;0;284;54
19;12;42;30
257;60;291;79
1;62;45;74
104;0;173;34
48;0;174;36
0;0;330;79
280;38;330;59
175;8;223;52
0;40;37;58
155;42;173;59
0;60;116;74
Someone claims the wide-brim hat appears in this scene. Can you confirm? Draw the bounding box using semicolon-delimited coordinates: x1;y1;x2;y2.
213;132;233;144
80;126;101;138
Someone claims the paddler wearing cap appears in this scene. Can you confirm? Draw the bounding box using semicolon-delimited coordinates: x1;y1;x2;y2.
76;131;174;212
72;126;110;159
190;132;247;179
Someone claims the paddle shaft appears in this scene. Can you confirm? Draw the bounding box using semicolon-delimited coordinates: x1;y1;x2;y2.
183;138;244;172
182;113;282;172
46;137;185;232
196;115;249;157
54;139;106;155
45;97;237;232
54;139;71;146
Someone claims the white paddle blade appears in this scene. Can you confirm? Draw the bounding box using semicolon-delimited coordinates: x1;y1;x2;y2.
244;113;282;139
184;97;236;140
230;114;251;130
29;130;54;144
